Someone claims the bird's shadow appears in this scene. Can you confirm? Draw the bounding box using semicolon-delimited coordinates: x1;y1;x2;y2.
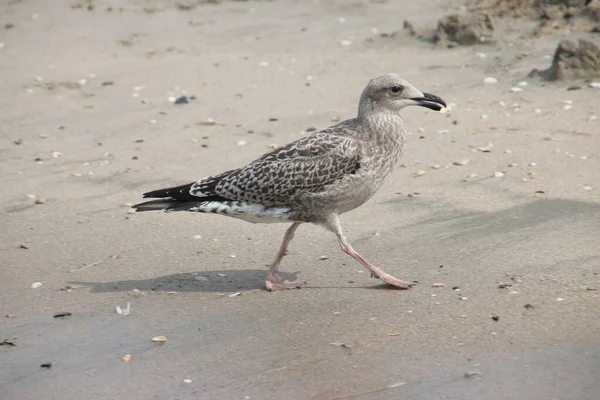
69;269;301;293
69;270;396;293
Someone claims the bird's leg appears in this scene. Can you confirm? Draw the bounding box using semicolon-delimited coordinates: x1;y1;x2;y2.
326;215;413;289
265;222;306;291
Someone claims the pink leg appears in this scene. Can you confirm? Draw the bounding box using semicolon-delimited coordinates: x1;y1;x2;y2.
265;222;306;291
326;216;413;289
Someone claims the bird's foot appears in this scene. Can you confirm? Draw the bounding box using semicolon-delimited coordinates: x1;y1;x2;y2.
372;271;413;289
265;273;306;291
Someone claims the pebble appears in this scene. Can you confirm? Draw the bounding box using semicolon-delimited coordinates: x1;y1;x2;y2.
183;379;192;384
127;209;136;214
31;282;42;289
26;194;36;199
432;283;445;288
339;40;352;47
430;164;441;169
174;96;189;104
583;186;592;191
504;149;512;154
122;354;132;363
152;336;167;343
415;170;426;177
528;162;537;167
192;235;202;240
228;292;241;298
493;172;504;178
34;198;46;204
483;77;498;84
518;81;528;87
469;173;479;179
20;243;30;249
51;151;63;158
258;61;269;67
589;82;600;89
453;159;469;166
510;87;523;92
460;297;468;301
508;163;518;167
237;140;247;146
563;104;573;111
556;297;565;302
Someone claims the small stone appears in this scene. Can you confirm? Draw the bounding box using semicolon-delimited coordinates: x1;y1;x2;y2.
583;186;592;191
174;96;189;104
340;40;352;47
319;255;329;260
556;297;565;302
183;379;192;384
508;163;518;167
20;243;30;249
431;164;441;169
483;77;498;84
453;159;469;166
152;336;167;343
491;315;499;321
415;170;426;177
237;140;247;146
228;292;241;297
192;235;202;240
31;282;42;289
122;354;132;363
518;81;528;87
51;151;63;158
71;172;82;177
524;304;535;309
589;82;600;89
493;172;504;178
528;162;537;167
432;283;445;288
510;87;523;92
504;149;512;154
480;114;488;120
127;209;136;214
460;296;468;301
563;104;573;111
469;173;479;179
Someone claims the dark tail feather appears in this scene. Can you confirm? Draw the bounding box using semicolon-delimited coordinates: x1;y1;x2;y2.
142;182;196;200
133;199;200;212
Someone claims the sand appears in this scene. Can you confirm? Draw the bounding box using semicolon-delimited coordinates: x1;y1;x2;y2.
1;1;599;399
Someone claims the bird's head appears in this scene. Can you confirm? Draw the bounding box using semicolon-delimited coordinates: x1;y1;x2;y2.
359;74;446;115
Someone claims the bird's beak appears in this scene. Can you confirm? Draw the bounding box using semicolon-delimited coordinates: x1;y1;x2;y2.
410;92;447;111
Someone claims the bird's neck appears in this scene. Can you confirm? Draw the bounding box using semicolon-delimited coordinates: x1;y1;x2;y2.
357;101;406;144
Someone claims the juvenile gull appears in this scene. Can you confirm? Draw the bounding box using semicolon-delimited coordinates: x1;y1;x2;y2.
134;74;446;291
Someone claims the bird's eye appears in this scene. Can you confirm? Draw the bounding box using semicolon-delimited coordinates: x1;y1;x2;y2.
390;85;403;93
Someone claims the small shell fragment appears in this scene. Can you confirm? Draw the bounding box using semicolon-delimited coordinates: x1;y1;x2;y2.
227;292;241;297
483;77;498;84
415;170;426;177
122;354;132;363
31;282;42;289
432;283;445;288
116;302;131;316
152;336;167;343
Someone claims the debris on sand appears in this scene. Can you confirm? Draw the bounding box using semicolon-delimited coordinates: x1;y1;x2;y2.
530;39;600;81
152;336;167;343
0;339;16;347
53;312;72;319
116;302;131;315
434;13;494;47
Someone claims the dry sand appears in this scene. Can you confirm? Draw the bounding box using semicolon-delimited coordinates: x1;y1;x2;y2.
1;1;600;399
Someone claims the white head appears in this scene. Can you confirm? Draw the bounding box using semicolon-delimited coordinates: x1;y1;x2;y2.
358;74;446;117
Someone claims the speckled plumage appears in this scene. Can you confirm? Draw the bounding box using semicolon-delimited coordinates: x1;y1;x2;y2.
134;74;446;290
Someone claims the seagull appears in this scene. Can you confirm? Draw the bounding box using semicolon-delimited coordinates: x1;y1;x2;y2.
134;74;446;291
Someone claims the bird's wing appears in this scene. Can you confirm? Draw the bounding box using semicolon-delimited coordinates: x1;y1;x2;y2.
190;130;361;206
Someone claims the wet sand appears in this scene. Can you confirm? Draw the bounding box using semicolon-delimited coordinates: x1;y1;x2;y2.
1;1;599;399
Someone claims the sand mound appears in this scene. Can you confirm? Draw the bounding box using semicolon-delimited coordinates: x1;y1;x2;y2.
434;12;495;46
530;39;600;80
467;0;600;33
